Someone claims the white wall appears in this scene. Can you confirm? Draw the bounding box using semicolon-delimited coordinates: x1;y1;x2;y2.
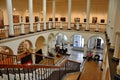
0;0;108;25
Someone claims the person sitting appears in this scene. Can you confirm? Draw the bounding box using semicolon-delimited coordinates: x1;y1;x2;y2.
87;52;93;61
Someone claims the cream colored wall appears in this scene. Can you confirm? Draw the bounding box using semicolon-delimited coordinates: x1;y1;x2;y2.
47;0;108;23
0;0;108;25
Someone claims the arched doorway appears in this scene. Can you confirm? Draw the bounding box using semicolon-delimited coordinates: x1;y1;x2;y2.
0;46;13;55
17;40;33;54
71;34;84;51
36;36;45;54
88;36;104;60
55;33;68;54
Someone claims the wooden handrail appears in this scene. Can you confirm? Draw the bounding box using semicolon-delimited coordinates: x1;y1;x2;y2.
0;59;80;69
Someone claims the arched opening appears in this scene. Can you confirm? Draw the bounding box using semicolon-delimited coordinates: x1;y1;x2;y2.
71;34;84;51
87;36;104;61
0;46;13;55
0;46;14;64
55;33;68;54
17;40;33;54
36;36;45;53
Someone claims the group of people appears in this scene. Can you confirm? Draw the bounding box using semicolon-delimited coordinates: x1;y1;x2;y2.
87;52;100;61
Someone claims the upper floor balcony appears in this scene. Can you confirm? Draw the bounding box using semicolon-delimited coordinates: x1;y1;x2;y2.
0;22;106;40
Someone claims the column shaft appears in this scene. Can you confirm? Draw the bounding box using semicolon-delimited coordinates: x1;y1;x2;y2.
68;0;72;30
43;0;46;30
52;0;56;29
6;0;14;36
85;0;90;31
29;0;34;32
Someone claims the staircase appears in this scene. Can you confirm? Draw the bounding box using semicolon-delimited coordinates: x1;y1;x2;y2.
0;53;81;80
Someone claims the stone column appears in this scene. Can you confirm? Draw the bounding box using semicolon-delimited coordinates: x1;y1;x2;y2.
48;21;51;30
95;23;99;32
52;0;56;29
68;0;72;30
113;33;120;58
43;0;47;30
85;0;90;31
37;21;41;31
32;49;36;64
29;0;34;33
83;44;88;58
6;0;14;37
20;16;25;34
60;21;63;29
76;22;79;30
67;42;71;54
117;60;120;75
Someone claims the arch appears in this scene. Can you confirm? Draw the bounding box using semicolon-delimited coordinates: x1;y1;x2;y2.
55;32;68;46
87;35;105;50
70;34;85;50
35;36;46;53
0;46;13;55
17;40;33;54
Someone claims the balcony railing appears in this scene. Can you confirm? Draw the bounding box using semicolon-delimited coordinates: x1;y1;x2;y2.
0;22;106;40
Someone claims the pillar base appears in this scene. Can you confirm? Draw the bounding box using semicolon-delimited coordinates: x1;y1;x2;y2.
85;30;90;31
43;29;46;31
20;33;25;35
52;28;56;29
76;29;79;31
60;28;63;30
9;35;15;38
37;30;41;32
95;30;99;32
29;32;34;34
67;28;71;30
48;29;52;30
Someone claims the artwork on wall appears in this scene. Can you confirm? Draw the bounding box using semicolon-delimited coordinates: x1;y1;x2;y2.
13;15;19;23
92;17;97;23
100;19;105;23
41;18;43;21
84;18;86;22
74;18;80;22
35;16;39;22
60;17;66;22
55;17;58;21
0;9;4;28
25;16;29;23
49;18;52;21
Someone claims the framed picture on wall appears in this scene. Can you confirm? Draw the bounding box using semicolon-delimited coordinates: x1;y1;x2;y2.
13;15;19;23
41;18;43;21
100;19;105;23
60;17;66;22
55;17;58;21
25;16;29;23
0;9;4;28
92;17;97;23
84;18;86;22
49;18;52;21
35;16;39;22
